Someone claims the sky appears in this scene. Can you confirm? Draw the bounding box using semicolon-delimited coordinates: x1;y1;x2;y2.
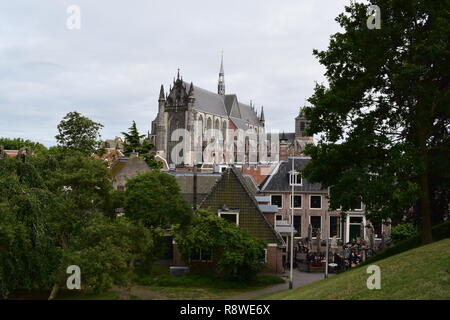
0;0;349;147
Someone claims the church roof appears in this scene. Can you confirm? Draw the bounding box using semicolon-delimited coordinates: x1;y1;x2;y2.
180;81;261;127
183;82;228;117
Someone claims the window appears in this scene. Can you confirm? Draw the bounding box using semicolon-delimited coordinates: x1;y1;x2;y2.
310;195;322;209
289;171;302;186
352;202;363;211
310;216;322;238
330;216;341;238
276;214;283;221
294;216;302;236
291;195;302;208
271;195;283;209
263;249;268;263
190;249;212;262
219;212;239;225
373;222;382;238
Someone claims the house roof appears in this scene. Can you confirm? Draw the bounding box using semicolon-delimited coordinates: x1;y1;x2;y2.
261;157;326;193
171;172;222;204
199;166;285;246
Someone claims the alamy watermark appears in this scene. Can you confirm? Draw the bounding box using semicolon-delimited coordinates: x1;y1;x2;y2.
367;5;381;30
66;265;81;290
168;126;282;165
67;5;81;30
366;265;381;290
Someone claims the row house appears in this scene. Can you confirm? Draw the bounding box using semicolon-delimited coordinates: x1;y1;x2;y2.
257;157;388;246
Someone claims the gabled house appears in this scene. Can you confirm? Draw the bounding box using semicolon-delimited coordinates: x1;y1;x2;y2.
260;156;388;247
110;154;150;190
173;166;286;273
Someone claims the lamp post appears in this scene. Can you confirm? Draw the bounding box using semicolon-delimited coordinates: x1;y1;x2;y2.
289;157;296;289
325;186;330;278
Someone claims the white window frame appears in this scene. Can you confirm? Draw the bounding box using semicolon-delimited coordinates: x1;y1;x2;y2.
345;214;366;243
264;248;268;263
270;194;283;210
218;212;240;225
329;216;342;239
352;202;363;211
290;194;302;209
289;171;302;186
309;215;322;239
309;195;323;210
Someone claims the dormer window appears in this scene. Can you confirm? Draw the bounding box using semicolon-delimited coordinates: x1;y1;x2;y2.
289;170;302;186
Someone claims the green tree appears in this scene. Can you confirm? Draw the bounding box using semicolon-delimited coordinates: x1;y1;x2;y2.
0;137;47;155
124;171;192;229
174;210;266;281
302;0;450;244
121;121;162;169
0;151;157;299
55;111;103;155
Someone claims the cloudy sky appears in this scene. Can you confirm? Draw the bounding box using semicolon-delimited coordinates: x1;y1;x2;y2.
0;0;349;146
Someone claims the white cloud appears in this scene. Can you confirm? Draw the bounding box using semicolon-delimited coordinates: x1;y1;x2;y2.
0;0;348;146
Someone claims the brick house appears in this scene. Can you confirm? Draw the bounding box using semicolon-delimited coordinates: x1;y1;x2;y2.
172;166;286;273
260;156;388;248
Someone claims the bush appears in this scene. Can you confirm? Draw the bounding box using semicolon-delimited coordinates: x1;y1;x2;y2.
390;223;418;244
174;210;267;281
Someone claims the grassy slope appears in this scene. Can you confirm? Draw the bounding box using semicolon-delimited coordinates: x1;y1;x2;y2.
260;238;450;300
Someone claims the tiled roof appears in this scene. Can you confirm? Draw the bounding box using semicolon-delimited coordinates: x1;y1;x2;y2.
261;157;326;193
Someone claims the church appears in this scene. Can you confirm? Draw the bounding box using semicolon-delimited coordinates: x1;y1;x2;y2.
149;57;266;167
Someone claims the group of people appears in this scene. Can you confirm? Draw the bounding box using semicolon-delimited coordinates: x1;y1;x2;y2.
294;237;375;272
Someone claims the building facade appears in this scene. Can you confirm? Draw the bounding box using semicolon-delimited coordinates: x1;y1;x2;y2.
150;59;265;167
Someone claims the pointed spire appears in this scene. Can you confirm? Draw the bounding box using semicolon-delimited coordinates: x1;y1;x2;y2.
218;51;225;95
260;106;265;121
159;84;165;101
177;68;180;80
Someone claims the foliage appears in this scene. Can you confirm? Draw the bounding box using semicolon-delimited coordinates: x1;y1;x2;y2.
174;210;266;281
121;121;162;169
302;0;450;244
0;137;47;154
0;150;158;298
65;215;156;293
124;171;192;229
55;111;103;155
390;223;418;244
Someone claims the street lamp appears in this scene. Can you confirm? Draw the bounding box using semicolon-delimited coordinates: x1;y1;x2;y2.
289;157;297;289
325;186;330;278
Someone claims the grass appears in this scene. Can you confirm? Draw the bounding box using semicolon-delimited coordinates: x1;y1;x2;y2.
9;265;284;300
134;264;285;300
258;238;450;300
359;220;450;268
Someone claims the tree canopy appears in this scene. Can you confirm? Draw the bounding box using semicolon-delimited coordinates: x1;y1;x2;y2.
174;210;266;281
124;170;192;229
55;111;103;155
302;0;449;244
121;121;162;169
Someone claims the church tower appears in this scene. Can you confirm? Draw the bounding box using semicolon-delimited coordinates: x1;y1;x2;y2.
295;107;309;137
218;53;225;95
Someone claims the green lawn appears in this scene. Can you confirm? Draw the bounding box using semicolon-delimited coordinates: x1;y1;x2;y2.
259;238;450;300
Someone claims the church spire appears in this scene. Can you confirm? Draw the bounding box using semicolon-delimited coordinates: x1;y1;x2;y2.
159;84;165;101
218;51;225;95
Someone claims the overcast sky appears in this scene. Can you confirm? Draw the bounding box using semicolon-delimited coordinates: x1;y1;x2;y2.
0;0;349;146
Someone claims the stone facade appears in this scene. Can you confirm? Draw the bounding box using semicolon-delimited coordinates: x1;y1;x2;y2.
150;61;265;167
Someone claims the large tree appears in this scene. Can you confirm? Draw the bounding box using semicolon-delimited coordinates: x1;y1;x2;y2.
0;151;157;299
56;111;103;155
302;0;449;244
124;171;192;229
121;121;162;169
